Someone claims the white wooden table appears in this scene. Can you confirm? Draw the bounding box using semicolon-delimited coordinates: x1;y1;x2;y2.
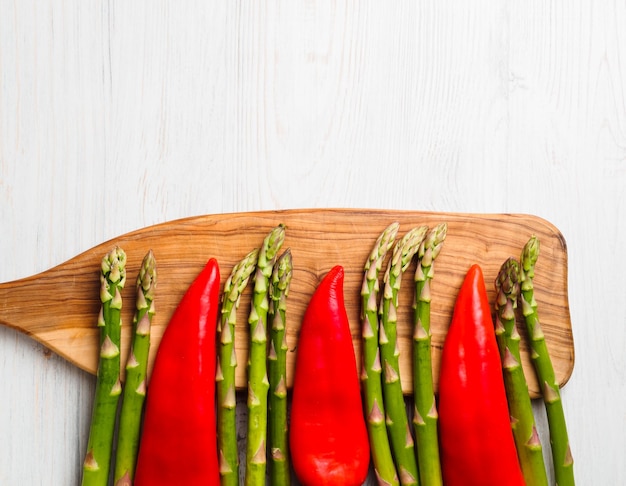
1;2;624;484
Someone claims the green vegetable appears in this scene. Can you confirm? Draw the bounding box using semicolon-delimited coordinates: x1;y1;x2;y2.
217;249;259;486
361;223;400;486
246;224;285;485
268;249;293;486
412;223;446;486
519;236;575;486
114;250;157;486
380;226;427;485
82;247;127;486
494;257;548;486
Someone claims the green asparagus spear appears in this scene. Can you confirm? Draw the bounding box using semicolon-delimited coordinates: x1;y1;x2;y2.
495;257;548;486
380;226;428;486
82;247;127;486
361;222;400;486
412;222;446;486
268;249;293;486
217;249;259;486
520;236;575;486
246;225;286;486
113;250;157;486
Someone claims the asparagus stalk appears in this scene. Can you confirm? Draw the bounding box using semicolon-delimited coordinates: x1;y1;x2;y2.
379;226;428;486
361;222;400;486
519;236;575;486
113;250;157;486
246;225;286;486
82;247;127;486
412;222;446;486
217;248;259;486
268;249;293;486
494;257;548;486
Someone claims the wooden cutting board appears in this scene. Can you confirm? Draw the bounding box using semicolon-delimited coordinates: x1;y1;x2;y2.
0;208;574;398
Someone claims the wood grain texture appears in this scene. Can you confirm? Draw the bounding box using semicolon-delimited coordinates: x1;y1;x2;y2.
0;208;573;398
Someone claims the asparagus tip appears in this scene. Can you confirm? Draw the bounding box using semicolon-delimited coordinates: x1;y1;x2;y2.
136;249;157;301
521;235;540;276
365;222;400;274
495;258;521;332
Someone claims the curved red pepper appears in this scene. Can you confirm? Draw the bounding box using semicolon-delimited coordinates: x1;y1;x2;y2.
289;265;370;486
134;258;220;486
438;264;525;486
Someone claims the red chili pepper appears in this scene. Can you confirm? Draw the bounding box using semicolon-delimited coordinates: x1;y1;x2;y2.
289;265;370;486
134;258;221;486
438;264;525;486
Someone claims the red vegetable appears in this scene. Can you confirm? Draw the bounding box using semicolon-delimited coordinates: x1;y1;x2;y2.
289;265;370;486
134;258;221;486
438;264;525;486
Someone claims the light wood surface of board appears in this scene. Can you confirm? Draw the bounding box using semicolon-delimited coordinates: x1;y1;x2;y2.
0;208;573;398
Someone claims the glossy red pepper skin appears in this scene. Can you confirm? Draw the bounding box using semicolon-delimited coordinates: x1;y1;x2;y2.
134;258;220;486
289;265;370;486
438;264;525;486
